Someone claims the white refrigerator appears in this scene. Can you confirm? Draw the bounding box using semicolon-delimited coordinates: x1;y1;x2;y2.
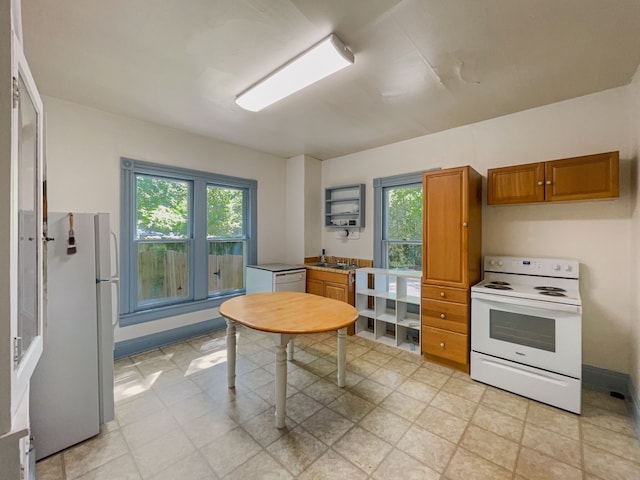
30;212;118;460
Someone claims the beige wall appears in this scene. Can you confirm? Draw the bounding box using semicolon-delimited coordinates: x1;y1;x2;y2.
630;71;640;403
303;156;322;259
285;155;305;264
43;96;289;342
284;154;322;263
322;84;637;375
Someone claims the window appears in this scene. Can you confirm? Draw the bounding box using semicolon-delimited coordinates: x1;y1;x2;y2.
373;171;433;270
384;183;422;269
121;159;257;325
207;185;246;296
136;175;191;307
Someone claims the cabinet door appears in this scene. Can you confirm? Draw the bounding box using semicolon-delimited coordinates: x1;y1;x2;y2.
545;152;619;202
324;282;347;302
487;162;545;205
423;167;467;287
306;278;324;296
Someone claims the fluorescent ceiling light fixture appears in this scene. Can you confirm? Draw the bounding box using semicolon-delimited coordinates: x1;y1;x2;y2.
236;34;354;112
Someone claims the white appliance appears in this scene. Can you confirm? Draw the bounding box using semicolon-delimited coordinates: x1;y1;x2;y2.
470;255;582;413
246;264;306;293
30;212;118;460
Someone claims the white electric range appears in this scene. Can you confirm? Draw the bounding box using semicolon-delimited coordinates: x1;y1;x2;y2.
470;255;582;413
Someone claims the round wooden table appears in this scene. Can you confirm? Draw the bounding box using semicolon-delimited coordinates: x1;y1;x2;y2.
219;292;358;428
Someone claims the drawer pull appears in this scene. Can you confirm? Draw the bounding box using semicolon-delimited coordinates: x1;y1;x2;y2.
439;342;445;349
440;313;446;319
440;292;445;298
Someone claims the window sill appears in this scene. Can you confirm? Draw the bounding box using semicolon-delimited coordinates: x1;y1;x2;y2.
119;292;244;327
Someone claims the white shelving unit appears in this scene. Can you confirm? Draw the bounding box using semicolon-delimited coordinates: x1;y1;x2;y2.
325;184;365;228
355;268;422;353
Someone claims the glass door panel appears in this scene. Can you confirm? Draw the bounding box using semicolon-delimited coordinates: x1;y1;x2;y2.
16;72;40;365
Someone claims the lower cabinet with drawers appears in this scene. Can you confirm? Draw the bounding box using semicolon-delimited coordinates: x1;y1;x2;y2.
421;285;470;370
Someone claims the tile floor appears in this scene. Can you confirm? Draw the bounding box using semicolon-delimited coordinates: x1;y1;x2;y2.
36;327;640;479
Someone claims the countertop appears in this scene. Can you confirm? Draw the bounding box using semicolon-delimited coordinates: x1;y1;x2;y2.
302;263;358;275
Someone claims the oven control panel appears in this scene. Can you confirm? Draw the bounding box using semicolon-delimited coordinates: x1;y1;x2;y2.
484;256;579;278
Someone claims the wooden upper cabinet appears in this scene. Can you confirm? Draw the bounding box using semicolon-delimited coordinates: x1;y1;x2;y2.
487;162;545;205
423;166;482;288
487;151;619;205
545;152;619;202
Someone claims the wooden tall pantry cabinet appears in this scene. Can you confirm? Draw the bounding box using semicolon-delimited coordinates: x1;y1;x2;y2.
421;166;482;372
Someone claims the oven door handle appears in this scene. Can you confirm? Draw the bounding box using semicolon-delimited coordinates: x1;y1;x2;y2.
472;292;582;314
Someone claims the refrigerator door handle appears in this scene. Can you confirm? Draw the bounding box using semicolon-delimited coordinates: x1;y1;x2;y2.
110;231;119;280
111;278;120;330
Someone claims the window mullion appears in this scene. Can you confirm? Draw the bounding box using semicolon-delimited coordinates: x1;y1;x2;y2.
193;178;208;300
120;162;136;315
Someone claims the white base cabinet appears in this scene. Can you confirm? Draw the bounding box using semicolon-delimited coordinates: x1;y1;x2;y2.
355;268;422;353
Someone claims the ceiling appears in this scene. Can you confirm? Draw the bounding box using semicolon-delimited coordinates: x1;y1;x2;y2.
20;0;640;160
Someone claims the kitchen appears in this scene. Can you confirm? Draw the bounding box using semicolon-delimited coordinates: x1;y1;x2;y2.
2;0;640;478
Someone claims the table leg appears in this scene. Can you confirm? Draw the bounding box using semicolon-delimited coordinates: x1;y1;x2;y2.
287;338;294;361
337;327;347;387
225;319;237;389
273;333;294;428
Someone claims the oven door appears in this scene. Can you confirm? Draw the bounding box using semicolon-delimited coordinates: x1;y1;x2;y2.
471;292;581;378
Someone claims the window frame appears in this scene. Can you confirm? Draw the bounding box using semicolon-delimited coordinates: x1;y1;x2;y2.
373;169;438;269
120;158;257;326
205;183;249;298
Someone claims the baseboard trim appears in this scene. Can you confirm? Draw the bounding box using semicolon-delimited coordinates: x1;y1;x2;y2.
628;376;640;439
583;364;640;439
114;317;226;359
582;364;629;396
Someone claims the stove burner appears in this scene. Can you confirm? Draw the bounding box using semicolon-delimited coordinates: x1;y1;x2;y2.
490;281;510;286
534;286;566;292
539;291;567;297
484;284;513;290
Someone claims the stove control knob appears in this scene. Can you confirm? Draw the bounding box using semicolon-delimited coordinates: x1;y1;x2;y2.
564;265;572;272
497;260;504;267
553;264;561;271
489;259;496;266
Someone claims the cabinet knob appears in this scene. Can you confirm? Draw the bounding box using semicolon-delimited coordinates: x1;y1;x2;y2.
440;313;446;319
440;292;445;298
463;222;468;227
537;181;544;186
546;180;552;185
439;342;445;349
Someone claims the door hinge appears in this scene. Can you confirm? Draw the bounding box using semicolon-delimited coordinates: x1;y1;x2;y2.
12;76;19;108
13;336;22;366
